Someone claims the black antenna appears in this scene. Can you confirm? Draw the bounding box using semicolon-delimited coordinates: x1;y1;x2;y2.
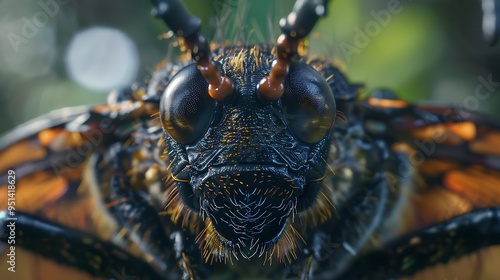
257;0;330;101
150;0;234;101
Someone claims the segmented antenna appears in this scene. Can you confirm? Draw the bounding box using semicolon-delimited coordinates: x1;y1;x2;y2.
150;0;234;101
257;0;329;101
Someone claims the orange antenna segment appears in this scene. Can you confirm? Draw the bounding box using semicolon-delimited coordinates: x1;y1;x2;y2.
151;0;233;101
188;36;234;102
257;0;329;101
257;35;299;101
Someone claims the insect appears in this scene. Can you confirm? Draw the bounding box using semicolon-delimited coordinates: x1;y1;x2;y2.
1;0;500;279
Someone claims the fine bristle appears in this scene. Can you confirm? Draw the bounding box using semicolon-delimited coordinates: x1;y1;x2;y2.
197;219;231;264
161;182;200;231
162;172;335;265
161;122;335;265
264;223;304;265
196;217;304;265
297;183;335;228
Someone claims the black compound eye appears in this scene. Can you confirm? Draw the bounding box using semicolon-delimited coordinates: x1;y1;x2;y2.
160;64;215;144
282;61;336;144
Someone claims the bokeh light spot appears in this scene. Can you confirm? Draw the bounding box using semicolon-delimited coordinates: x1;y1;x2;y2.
65;27;139;92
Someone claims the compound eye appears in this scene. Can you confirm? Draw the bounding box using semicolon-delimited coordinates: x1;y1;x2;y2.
160;64;215;144
282;61;336;143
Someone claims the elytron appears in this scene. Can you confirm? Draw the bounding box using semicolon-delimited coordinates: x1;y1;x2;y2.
1;0;500;279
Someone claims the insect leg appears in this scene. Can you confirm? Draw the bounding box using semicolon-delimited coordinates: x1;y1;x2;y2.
106;173;202;280
0;211;167;279
287;173;402;280
333;207;500;280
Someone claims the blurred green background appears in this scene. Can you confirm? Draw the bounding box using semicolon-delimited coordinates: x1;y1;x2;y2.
0;0;499;134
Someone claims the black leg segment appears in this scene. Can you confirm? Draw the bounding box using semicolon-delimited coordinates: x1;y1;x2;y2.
334;207;500;280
